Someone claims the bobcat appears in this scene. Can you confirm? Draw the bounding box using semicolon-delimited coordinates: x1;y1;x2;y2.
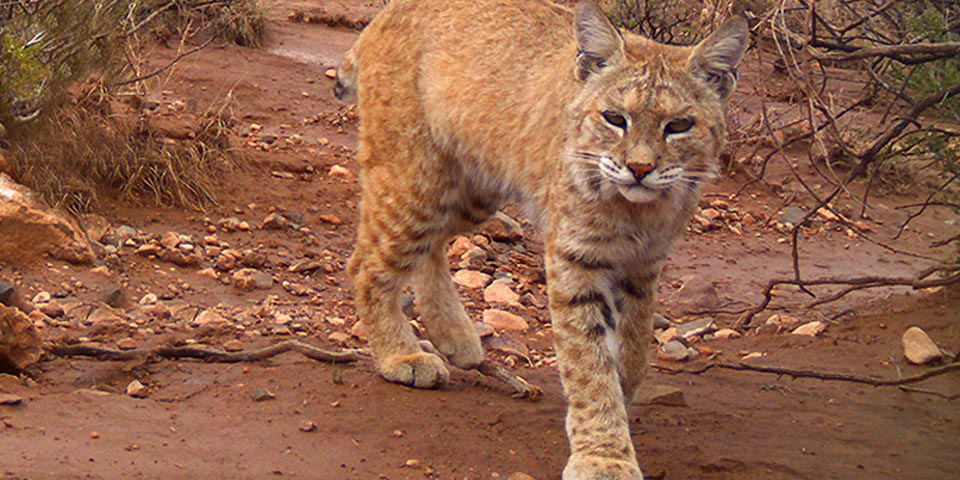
339;1;747;478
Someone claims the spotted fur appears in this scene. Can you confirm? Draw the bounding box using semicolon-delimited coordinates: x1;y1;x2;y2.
341;1;747;478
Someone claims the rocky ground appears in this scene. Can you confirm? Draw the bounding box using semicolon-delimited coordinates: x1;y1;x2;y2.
1;1;959;479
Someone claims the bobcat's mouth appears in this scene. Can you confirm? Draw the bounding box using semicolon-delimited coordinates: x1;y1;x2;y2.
616;184;661;203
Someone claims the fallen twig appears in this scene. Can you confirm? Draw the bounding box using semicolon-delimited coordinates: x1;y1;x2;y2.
478;360;543;401
49;340;361;364
653;361;960;387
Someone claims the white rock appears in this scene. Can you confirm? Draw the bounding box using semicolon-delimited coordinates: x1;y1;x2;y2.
902;326;943;365
483;282;519;305
126;380;148;398
791;321;827;337
713;328;742;340
453;269;492;289
482;309;528;332
138;293;158;306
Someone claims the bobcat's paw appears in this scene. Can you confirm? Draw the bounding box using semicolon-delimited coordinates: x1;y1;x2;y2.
562;455;643;480
378;352;450;389
435;335;484;370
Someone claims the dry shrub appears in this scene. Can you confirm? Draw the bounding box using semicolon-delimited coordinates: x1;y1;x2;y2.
7;82;236;214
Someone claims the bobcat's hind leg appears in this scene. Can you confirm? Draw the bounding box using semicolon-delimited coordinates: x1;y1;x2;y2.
348;204;449;389
413;242;484;370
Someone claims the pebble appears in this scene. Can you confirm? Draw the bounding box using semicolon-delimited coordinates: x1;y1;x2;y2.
261;213;289;230
902;326;943;365
250;388;276;402
447;236;476;259
126;380;148;398
404;459;421;469
0;393;24;405
138;293;158;306
713;328;742;340
507;474;536;480
453;269;492;289
780;206;806;226
482;309;529;332
233;268;273;291
652;313;673;330
298;420;318;432
473;321;495;338
741;352;764;361
328;165;352;178
324;68;337;79
484;282;519;305
327;331;350;345
656;340;693;362
193;309;229;326
223;339;244;352
32;291;51;304
632;384;686;407
791;321;827;337
677;317;717;339
481;211;524;242
318;214;342;225
116;337;138;350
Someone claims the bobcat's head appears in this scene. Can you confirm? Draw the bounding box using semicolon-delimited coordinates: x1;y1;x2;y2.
566;3;748;204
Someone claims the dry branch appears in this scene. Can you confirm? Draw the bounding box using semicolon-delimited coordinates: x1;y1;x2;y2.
50;340;360;363
809;42;960;64
654;360;960;388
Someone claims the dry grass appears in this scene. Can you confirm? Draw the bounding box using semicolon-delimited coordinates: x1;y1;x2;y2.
7;83;237;214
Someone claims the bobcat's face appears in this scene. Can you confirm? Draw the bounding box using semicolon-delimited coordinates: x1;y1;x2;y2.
565;12;746;205
568;60;724;204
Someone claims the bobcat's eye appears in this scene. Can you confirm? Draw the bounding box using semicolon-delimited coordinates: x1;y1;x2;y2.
664;117;695;136
601;111;628;130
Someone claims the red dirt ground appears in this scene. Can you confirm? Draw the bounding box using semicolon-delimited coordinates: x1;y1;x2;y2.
1;2;958;479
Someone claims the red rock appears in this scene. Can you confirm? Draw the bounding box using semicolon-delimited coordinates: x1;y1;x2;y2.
482;309;528;332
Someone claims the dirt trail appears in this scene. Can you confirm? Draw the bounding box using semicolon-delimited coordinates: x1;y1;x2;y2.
1;2;958;479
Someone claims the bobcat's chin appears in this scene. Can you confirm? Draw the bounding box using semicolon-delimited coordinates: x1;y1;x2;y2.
617;184;661;204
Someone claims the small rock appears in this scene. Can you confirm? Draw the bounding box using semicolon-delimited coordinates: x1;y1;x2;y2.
713;328;742;340
193;309;229;326
350;321;367;341
481;211;524;242
39;301;64;318
138;293;158;306
318;214;342;225
404;459;421;469
31;291;51;304
902;326;943;365
261;213;289;230
632;384;686;407
482;309;529;332
0;393;23;405
327;331;350;345
484;282;520;305
447;236;477;259
740;352;764;361
116;337;138;350
324;68;337;79
677;317;717;339
791;321;827;337
126;380;148;398
652;313;673;330
250;388;276;402
655;327;678;345
233;268;273;291
656;340;692;362
699;208;721;221
453;269;492;289
507;474;536;480
780;206;806;226
299;420;318;432
223;339;244;352
473;321;495;338
328;165;352;178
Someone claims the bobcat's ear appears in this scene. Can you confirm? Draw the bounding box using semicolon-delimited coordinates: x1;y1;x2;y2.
574;2;624;81
689;16;749;99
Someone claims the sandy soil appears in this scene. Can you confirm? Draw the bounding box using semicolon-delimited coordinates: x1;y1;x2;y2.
1;2;958;479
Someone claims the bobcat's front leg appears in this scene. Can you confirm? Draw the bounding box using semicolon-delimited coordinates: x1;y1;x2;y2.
546;250;643;480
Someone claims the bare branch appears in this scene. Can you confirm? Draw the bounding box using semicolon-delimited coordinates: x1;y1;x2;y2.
654;361;960;388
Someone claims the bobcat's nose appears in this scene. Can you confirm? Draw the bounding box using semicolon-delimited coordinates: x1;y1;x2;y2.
626;162;655;180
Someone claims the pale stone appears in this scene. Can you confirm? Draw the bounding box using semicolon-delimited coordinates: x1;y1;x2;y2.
484;282;519;305
482;309;528;332
902;326;943;365
193;309;229;326
632;384;686;407
447;236;476;259
233;268;273;291
677;317;717;339
791;321;827;337
0;305;42;370
126;380;148;398
713;328;742;340
0;173;95;264
453;269;492;289
328;165;352;178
